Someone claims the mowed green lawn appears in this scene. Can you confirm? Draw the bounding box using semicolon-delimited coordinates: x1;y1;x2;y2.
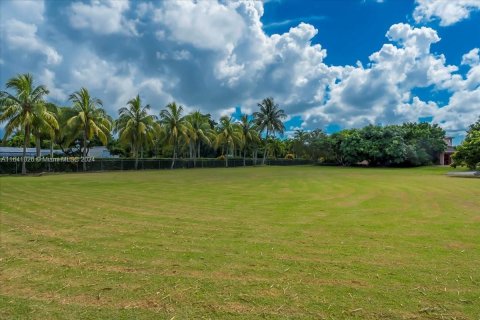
0;166;479;319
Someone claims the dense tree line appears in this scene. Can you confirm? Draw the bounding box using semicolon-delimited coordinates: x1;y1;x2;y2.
1;73;476;174
289;123;447;167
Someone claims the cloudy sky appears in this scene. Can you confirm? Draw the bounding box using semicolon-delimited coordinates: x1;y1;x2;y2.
1;0;479;141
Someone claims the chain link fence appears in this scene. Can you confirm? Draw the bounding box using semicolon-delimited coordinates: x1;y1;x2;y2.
0;158;313;174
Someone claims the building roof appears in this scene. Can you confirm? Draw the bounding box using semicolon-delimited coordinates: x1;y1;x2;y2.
0;147;62;157
0;146;117;158
87;146;117;158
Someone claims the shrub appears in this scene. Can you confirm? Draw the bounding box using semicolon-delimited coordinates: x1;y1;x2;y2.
217;155;226;161
284;153;294;160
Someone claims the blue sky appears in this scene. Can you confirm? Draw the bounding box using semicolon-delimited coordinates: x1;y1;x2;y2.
1;0;480;143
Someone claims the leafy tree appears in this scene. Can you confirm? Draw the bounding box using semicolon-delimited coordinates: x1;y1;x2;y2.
5;132;34;148
254;97;286;164
452;117;480;169
360;125;407;166
402;122;446;166
67;88;112;171
160;102;188;169
0;74;58;174
215;116;241;167
327;129;368;165
292;129;309;158
115;95;158;169
338;129;366;165
305;129;330;161
324;123;447;167
107;138;128;158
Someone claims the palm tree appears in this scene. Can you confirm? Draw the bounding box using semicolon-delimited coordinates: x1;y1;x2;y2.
292;129;309;158
215;116;241;167
253;97;287;164
266;137;286;159
238;114;259;166
115;95;159;169
185;111;215;167
31;102;60;157
53;106;80;155
0;74;58;174
160;102;188;169
44;103;60;158
67;88;112;171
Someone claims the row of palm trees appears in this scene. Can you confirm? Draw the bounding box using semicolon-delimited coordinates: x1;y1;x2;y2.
0;73;288;174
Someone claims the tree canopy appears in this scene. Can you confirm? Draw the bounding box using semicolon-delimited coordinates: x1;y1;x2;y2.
452;117;480;170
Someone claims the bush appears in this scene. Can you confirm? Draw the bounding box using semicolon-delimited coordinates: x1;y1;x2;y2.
284;153;294;160
217;155;226;161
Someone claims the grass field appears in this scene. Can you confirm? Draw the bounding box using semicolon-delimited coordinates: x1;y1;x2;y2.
1;166;479;319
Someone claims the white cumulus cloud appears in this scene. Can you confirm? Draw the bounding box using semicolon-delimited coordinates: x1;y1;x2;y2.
69;0;138;36
3;19;62;65
1;0;479;138
414;0;480;26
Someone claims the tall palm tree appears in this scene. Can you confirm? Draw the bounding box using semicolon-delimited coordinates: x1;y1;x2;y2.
31;102;60;157
185;111;215;167
54;106;80;155
253;97;287;164
0;74;58;174
238;114;260;166
44;103;60;158
160;102;188;169
215;116;241;167
115;95;159;170
67;88;112;171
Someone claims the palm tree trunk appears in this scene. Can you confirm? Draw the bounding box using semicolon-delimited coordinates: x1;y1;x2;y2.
83;129;87;172
193;141;196;167
197;141;201;159
171;141;176;169
134;146;138;170
243;148;246;166
22;124;30;175
262;129;269;165
36;135;41;157
49;139;53;172
225;146;228;168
